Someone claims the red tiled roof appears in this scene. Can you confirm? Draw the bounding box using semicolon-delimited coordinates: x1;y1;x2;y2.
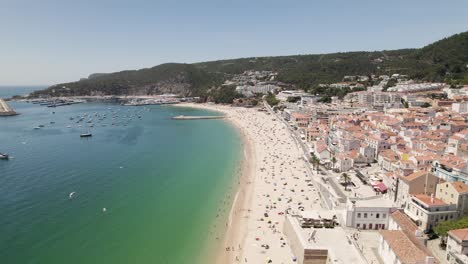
413;194;446;206
448;228;468;242
450;181;468;194
390;211;418;235
379;230;430;264
402;171;431;182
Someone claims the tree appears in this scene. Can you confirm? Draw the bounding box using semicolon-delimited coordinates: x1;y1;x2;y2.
421;102;432;108
265;92;279;106
287;96;301;103
318;96;332;103
314;157;320;171
341;173;351;191
434;216;468;245
384;78;397;89
309;156;316;169
211;86;244;104
401;98;409;108
309;154;320;171
331;156;337;170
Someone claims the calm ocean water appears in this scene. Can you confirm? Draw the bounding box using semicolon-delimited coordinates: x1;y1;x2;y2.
0;98;241;263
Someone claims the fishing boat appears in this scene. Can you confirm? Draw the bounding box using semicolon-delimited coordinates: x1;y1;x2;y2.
0;152;9;160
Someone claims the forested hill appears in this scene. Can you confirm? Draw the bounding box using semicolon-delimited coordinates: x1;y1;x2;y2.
31;63;223;97
31;31;468;98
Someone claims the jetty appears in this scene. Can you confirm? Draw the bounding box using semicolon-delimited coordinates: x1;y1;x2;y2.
27;98;84;108
0;99;17;116
171;115;226;120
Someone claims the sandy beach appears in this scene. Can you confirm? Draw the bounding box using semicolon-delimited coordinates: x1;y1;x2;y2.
177;103;325;264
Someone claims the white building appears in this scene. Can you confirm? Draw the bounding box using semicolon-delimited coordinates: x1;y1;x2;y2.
452;102;468;113
350;91;402;107
283;215;364;264
436;181;468;216
404;194;458;231
446;228;468;264
334;154;354;172
388;210;427;246
388;82;445;93
379;230;435;264
235;84;278;96
345;198;397;230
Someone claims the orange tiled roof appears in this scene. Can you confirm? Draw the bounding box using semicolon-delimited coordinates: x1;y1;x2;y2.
413;194;446;206
403;171;431;182
379;230;430;264
390;211;418;236
450;181;468;194
448;228;468;242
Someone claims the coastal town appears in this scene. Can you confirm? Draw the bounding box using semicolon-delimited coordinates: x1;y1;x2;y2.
186;70;468;264
1;2;467;264
3;70;468;264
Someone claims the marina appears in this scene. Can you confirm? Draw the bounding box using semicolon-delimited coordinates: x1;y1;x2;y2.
27;98;85;107
122;98;180;106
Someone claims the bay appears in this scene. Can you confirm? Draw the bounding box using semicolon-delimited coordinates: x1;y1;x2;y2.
0;99;240;263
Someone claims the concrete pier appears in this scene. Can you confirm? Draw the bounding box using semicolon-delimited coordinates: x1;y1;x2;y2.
171;115;226;120
0;99;17;116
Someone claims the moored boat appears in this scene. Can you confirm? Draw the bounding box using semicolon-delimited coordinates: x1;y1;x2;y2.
0;152;9;160
80;133;92;138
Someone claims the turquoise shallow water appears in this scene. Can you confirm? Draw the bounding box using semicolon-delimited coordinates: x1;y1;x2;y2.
0;100;241;263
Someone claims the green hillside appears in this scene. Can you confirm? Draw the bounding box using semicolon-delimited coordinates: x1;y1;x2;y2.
32;63;223;97
31;31;468;98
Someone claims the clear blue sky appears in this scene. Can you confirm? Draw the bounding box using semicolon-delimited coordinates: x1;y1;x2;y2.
1;0;467;85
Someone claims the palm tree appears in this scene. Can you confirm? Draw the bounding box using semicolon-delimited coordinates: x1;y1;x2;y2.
309;154;320;171
331;156;336;171
341;173;351;191
314;157;320;171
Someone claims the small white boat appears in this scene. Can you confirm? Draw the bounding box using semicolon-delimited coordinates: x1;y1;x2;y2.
0;153;9;160
69;192;76;199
